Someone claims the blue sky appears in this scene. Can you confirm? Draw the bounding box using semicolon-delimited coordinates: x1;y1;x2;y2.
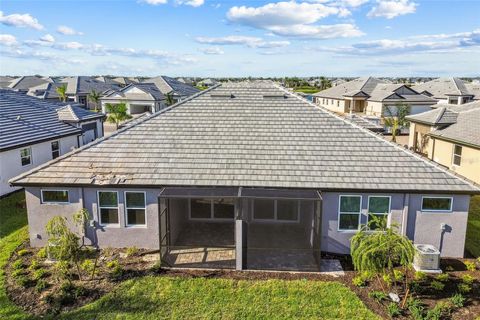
0;0;479;77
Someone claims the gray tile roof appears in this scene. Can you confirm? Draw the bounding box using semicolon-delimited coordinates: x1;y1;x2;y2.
62;76;121;95
8;76;52;92
313;77;384;99
102;83;165;101
9;81;478;193
0;89;84;151
144;76;200;98
406;107;458;125
413;78;477;100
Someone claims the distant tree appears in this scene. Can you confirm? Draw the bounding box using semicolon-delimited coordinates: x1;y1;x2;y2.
105;102;132;130
88;90;101;112
165;92;175;106
56;84;67;102
319;77;332;90
383;103;410;143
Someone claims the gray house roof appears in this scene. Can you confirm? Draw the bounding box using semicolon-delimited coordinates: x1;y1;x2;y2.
9;81;478;193
0;89;86;151
8;76;52;92
313;77;384;99
406;107;458;126
413;78;477;100
62;76;121;95
102;83;165;101
144;76;200;98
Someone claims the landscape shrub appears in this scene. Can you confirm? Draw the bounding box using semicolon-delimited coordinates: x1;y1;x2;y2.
407;298;425;320
458;283;472;294
409;280;422;294
461;274;474;285
414;271;427;282
37;247;47;259
368;290;387;302
383;274;393;287
106;259;123;279
17;249;29;256
393;270;404;282
126;246;139;257
15;275;32;288
12;258;24;270
80;259;96;275
35;279;48;293
352;275;366;287
54;261;71;280
464;261;476;271
430;280;445;291
435;273;449;282
450;293;466;308
387;302;401;318
11;269;25;278
150;261;162;273
33;268;48;280
29;259;40;271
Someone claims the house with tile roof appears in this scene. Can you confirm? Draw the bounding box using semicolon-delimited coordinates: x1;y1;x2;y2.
406;101;480;184
413;77;479;105
143;76;200;103
8;76;55;93
0;89;104;196
312;77;437;117
99;83;166;115
9;81;479;272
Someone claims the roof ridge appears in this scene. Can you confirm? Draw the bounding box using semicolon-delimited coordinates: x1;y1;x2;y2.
434;107;447;124
8;84;221;184
276;83;480;192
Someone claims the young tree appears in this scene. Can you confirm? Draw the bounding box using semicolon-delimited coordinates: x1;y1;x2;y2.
165;92;175;106
105;102;132;130
56;84;67;102
88;90;101;112
383;103;410;143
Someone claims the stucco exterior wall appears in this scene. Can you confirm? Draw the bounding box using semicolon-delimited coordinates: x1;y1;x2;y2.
313;97;348;114
431;139;480;184
408;122;434;156
0;135;78;196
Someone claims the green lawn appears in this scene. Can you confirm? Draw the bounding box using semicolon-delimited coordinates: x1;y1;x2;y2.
63;277;378;320
466;195;480;257
293;86;320;94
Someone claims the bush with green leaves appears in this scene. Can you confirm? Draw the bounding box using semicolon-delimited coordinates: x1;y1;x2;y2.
33;268;48;280
35;279;48;293
393;270;404;282
29;259;40;271
352;275;366;287
17;249;29;256
368;290;387;302
414;271;427;282
450;293;466;308
53;261;72;280
12;258;24;270
409;280;422;294
464;261;476;271
407;298;425;320
15;275;32;288
426;302;451;320
430;280;445;291
458;283;472;294
11;269;25;278
126;246;139;257
37;247;47;259
387;302;401;318
461;274;474;285
150;261;162;273
106;259;123;279
435;273;449;282
383;274;393;287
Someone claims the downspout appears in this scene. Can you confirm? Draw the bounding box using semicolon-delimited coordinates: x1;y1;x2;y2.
401;194;410;237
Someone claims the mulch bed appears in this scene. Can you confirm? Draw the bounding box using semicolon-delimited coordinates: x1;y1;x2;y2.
4;242;480;319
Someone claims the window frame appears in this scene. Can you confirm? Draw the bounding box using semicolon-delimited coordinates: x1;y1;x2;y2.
366;195;391;230
97;190;120;227
51;140;60;159
124;191;147;227
452;144;462;167
41;189;70;204
188;198;235;221
337;195;362;232
421;196;453;213
251;199;300;223
20;147;32;166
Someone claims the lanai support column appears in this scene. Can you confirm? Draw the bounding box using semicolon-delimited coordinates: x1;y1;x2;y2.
235;188;247;270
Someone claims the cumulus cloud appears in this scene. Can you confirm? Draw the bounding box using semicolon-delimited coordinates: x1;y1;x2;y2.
57;25;84;35
226;1;363;39
367;0;417;19
0;34;18;46
199;46;224;55
0;11;43;30
40;34;55;43
175;0;204;7
141;0;168;4
195;35;290;48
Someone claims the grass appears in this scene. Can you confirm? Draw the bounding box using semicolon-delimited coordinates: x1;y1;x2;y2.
466;195;480;257
0;191;30;320
293;86;320;94
63;277;378;320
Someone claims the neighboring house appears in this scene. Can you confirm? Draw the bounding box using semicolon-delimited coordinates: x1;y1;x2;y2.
8;76;54;93
331;79;347;87
413;77;479;105
198;78;217;87
27;82;63;101
144;76;200;103
112;77;140;87
100;83;166;115
312;77;436;117
0;90;104;196
406;101;480;184
0;76;15;89
9;81;479;274
61;76;121;108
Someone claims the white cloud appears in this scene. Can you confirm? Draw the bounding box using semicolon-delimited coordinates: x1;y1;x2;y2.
62;41;84;49
0;34;17;46
176;0;204;7
226;1;363;39
195;35;290;48
57;25;84;35
199;46;224;55
0;11;43;30
367;0;417;19
40;34;55;43
141;0;168;4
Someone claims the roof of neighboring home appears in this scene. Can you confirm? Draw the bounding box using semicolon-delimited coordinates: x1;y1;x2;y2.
413;78;476;99
406;107;458;125
62;76;121;95
0;76;15;89
144;76;200;97
102;83;165;101
0;89;98;151
430;107;480;148
112;77;140;85
9;81;478;193
313;77;386;99
367;84;436;103
8;76;52;92
27;82;63;99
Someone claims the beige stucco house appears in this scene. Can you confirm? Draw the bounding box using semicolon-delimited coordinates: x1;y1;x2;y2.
406;101;480;184
312;77;437;117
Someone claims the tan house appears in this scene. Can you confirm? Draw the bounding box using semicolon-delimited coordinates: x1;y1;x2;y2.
312;77;436;117
406;101;480;184
413;77;479;105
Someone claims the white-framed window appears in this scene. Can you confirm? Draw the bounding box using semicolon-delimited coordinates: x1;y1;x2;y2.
338;195;362;231
252;199;299;222
367;196;391;230
189;198;235;220
41;190;69;204
125;191;147;226
51;140;60;159
452;145;462;166
421;196;453;213
20;147;32;166
98;191;119;226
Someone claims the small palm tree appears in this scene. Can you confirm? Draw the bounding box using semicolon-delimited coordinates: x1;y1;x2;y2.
105;102;132;130
383;104;410;143
88;90;101;112
56;84;67;102
165;92;175;106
